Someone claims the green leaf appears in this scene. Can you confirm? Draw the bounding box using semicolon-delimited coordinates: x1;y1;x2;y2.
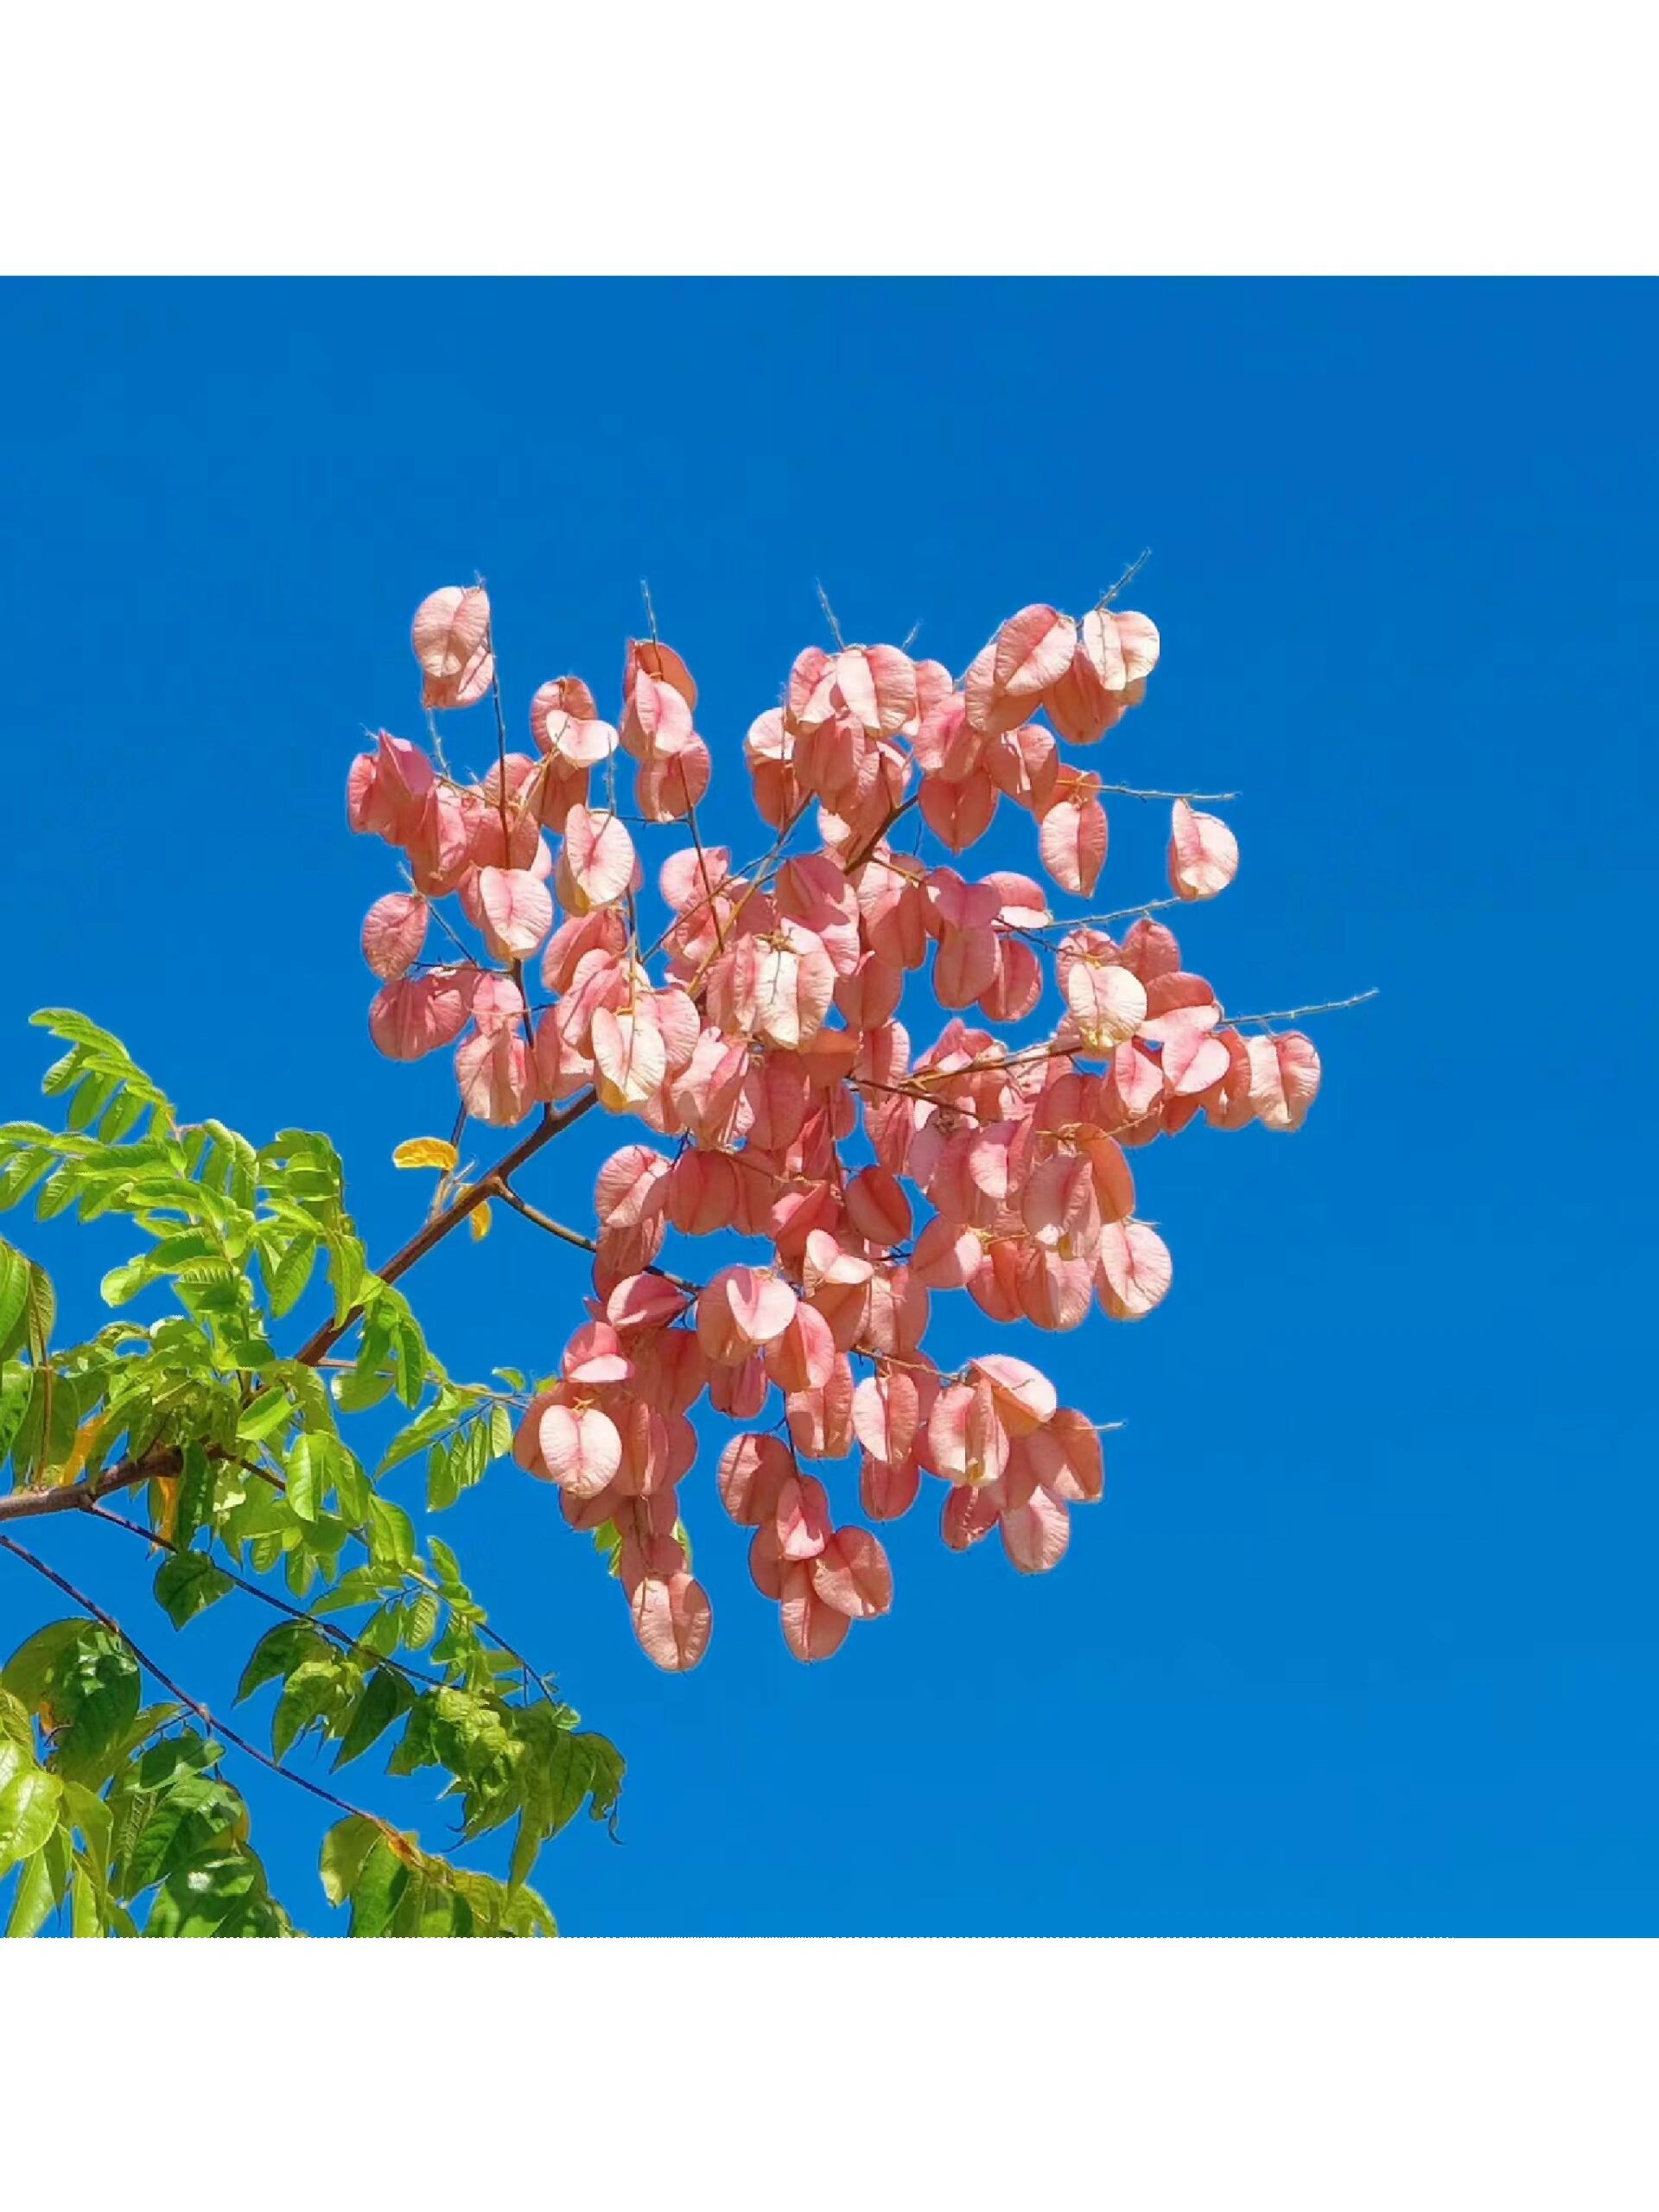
236;1389;292;1446
319;1813;384;1905
7;1826;73;1937
235;1620;328;1705
401;1588;441;1651
153;1550;233;1629
366;1496;416;1572
271;1656;352;1763
266;1234;319;1319
0;1363;31;1465
286;1433;321;1521
0;1240;29;1360
346;1837;409;1936
0;1767;63;1876
332;1669;410;1771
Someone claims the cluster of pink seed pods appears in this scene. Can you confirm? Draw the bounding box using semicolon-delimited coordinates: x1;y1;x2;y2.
346;582;1321;1669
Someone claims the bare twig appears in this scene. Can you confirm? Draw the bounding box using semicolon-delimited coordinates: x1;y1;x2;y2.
1098;549;1152;608
1096;784;1238;804
1222;988;1379;1028
83;1503;448;1691
815;581;846;650
490;1180;700;1297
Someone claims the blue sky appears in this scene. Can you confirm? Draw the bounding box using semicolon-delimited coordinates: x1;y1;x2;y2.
2;279;1655;1935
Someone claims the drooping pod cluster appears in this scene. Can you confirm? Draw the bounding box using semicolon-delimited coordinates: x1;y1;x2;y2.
347;583;1322;1669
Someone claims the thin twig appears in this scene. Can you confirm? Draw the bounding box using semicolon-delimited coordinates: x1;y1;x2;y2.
846;791;920;874
83;1503;448;1692
0;1534;387;1830
1097;549;1152;608
1222;988;1379;1028
1096;785;1238;804
815;582;846;650
491;1181;700;1297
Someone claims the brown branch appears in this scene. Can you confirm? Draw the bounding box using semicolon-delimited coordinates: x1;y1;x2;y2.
292;1090;600;1369
0;1533;388;1831
0;1443;181;1527
847;791;920;874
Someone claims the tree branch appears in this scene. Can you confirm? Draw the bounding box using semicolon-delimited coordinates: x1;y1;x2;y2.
0;1443;181;1527
0;1533;388;1831
292;1089;600;1369
1222;988;1380;1027
82;1502;448;1692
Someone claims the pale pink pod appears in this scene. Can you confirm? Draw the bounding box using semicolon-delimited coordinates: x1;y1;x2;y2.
860;1452;922;1522
1116;916;1183;982
941;1482;1003;1551
561;806;638;911
810;1527;893;1619
976;935;1044;1023
709;1351;770;1420
594;1144;671;1232
851;1369;922;1465
1096;1219;1173;1320
1246;1032;1322;1131
630;1572;713;1672
625;637;699;710
411;585;493;709
717;1433;792;1526
591;1005;670;1112
665;1148;739;1236
563;1321;634;1385
910;1217;984;1291
779;1570;852;1664
620;670;696;761
1204;1027;1258;1131
844;1166;912;1249
538;1402;623;1501
1063;958;1147;1050
1039;787;1109;897
697;1266;799;1363
785;1356;856;1461
604;1274;692;1334
934;921;1000;1009
368;970;472;1060
529;676;599;750
1019;1249;1095;1333
454;1028;535;1127
361;891;429;980
1167;799;1239;902
763;1302;838;1394
638;739;712;823
1001;1487;1071;1574
1030;1407;1106;1505
969;1354;1058;1437
1160;1022;1233;1097
775;1471;832;1561
475;866;554;961
918;769;998;853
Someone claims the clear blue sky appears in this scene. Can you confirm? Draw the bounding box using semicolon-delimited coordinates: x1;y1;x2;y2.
2;280;1655;1935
